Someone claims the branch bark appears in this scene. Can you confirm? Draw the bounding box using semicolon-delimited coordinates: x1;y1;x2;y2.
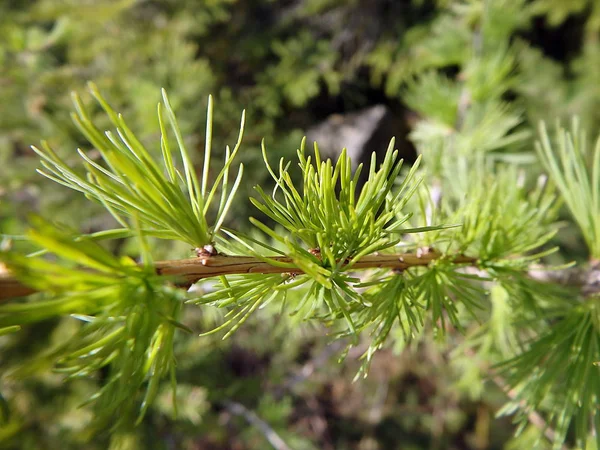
2;251;599;303
0;250;475;302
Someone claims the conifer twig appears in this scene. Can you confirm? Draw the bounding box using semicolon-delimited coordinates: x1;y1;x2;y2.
461;348;570;450
3;253;600;303
0;273;38;299
222;400;292;450
491;375;570;450
0;251;476;301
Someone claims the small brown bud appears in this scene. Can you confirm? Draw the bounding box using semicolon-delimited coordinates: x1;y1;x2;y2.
195;244;218;258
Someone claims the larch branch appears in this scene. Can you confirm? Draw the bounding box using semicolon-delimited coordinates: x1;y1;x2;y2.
0;251;476;302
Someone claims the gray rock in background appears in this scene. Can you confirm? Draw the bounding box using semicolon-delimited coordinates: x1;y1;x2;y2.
305;104;416;183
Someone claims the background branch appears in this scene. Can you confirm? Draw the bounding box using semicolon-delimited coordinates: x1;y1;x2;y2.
221;400;293;450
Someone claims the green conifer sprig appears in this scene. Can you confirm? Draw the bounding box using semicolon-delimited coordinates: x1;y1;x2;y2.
251;140;418;260
250;137;426;269
191;135;455;342
30;83;245;249
497;301;600;450
537;119;600;259
0;217;187;432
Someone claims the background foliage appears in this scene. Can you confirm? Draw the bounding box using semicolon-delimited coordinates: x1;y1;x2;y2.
2;0;600;449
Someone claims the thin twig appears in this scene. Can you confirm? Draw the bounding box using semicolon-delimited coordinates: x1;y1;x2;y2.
0;274;37;299
528;263;600;297
3;251;600;304
463;348;570;450
222;400;292;450
278;340;349;396
0;250;476;301
491;375;570;450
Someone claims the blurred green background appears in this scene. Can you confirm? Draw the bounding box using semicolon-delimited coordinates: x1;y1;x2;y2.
1;0;599;448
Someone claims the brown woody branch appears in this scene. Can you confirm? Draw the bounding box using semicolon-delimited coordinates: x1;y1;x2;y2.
0;251;476;302
3;251;599;303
